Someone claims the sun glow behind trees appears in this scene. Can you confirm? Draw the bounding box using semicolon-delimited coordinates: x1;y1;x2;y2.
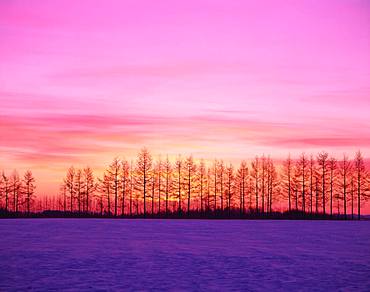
1;149;369;218
36;149;367;218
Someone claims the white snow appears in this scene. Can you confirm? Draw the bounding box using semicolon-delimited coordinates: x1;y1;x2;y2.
0;219;369;291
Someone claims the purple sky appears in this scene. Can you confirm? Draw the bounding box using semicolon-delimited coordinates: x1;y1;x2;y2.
0;0;369;195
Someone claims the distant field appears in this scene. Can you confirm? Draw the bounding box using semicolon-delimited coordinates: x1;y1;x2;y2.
1;219;369;291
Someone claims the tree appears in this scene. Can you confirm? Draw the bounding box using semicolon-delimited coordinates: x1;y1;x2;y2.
10;171;21;212
1;172;10;211
173;156;183;213
328;157;337;216
315;175;320;214
184;156;196;216
98;173;112;215
107;158;121;216
236;161;248;214
251;157;259;212
136;148;152;217
266;158;277;213
164;156;172;215
308;155;316;214
350;176;355;219
354;151;367;220
206;168;212;211
83;167;95;213
317;151;329;214
23;170;36;214
296;153;308;212
261;155;267;213
213;160;218;211
156;158;163;214
218;160;225;211
226;164;234;216
282;155;293;212
198;159;206;213
120;160;129;216
150;172;155;215
74;169;83;213
338;154;351;219
129;160;134;216
64;166;75;212
292;167;300;211
59;183;67;212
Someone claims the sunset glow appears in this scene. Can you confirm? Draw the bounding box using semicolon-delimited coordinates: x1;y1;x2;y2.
1;0;369;197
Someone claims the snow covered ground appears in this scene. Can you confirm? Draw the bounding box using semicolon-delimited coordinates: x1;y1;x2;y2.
1;219;369;291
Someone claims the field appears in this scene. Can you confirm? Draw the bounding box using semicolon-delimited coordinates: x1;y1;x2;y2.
1;219;370;291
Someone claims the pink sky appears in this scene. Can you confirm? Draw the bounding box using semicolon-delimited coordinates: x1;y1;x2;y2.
1;0;370;196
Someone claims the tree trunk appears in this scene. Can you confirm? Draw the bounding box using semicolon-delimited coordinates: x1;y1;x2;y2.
322;165;326;214
351;178;354;220
330;170;333;216
343;175;347;220
187;168;191;217
315;178;319;214
143;167;146;217
357;172;361;220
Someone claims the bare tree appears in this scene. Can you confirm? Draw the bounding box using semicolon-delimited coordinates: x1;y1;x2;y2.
107;158;121;216
83;167;95;213
64;166;75;212
338;154;351;219
237;161;248;214
75;169;83;213
218;160;225;211
350;176;354;219
120;160;129;216
251;157;259;212
1;172;10;211
129;160;134;216
282;155;293;212
164;156;172;215
173;156;183;213
198;159;206;213
206;168;211;211
136;148;152;217
308;155;315;214
328;157;337;216
267;158;277;213
23;170;36;214
354;151;367;220
59;183;67;212
261;155;267;213
213;160;218;211
226;164;234;216
292;167;300;211
10;171;21;212
317;151;329;214
98;173;111;215
315;175;319;214
296;153;308;212
184;156;196;216
156;158;163;215
150;173;155;215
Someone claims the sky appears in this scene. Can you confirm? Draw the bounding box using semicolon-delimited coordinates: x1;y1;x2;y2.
0;0;370;196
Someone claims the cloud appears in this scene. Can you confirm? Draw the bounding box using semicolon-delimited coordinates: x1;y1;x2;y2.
265;137;370;148
2;111;369;168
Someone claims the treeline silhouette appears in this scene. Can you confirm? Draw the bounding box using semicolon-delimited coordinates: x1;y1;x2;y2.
1;149;369;219
0;170;36;215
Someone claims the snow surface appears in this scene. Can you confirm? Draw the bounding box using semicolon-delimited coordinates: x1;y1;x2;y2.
0;219;370;291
